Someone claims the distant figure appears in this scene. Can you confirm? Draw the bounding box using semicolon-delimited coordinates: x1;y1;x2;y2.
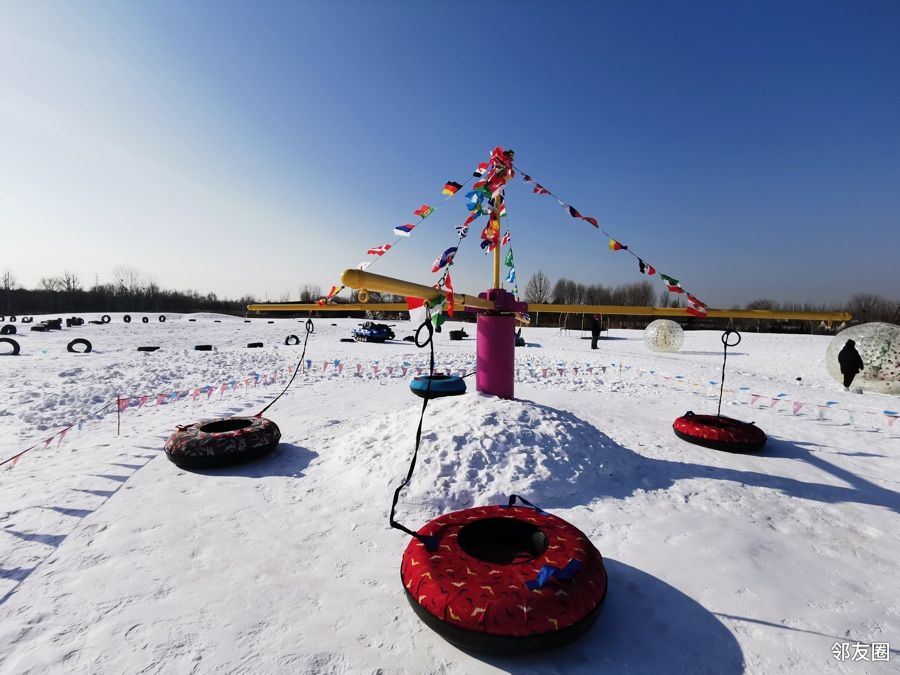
590;314;601;350
838;339;864;390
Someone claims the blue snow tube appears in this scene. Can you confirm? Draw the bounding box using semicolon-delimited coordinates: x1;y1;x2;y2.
409;374;466;400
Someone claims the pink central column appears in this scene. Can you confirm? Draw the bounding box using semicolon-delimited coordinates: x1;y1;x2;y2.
476;314;515;399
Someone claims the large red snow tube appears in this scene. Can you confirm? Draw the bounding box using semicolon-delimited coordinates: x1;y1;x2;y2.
400;500;607;653
673;411;766;453
164;416;280;468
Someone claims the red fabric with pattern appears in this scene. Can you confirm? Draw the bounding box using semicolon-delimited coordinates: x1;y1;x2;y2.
401;505;607;637
673;413;766;449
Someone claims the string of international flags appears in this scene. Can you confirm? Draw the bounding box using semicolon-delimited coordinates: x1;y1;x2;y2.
514;165;709;317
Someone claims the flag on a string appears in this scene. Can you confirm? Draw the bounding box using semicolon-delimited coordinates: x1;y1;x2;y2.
442;181;462;196
431;246;457;272
638;258;656;275
356;261;371;270
660;274;684;293
473;162;488;177
500;231;510;246
505;267;516;284
394;223;415;237
414;204;434;218
367;243;392;256
444;273;454;317
609;239;627;251
504;248;514;267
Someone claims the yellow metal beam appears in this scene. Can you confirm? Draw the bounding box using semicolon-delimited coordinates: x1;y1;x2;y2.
528;304;851;321
246;302;409;313
339;269;494;310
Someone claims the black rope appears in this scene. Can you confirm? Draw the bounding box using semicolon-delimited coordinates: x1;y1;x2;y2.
388;317;439;549
256;319;314;417
717;329;741;417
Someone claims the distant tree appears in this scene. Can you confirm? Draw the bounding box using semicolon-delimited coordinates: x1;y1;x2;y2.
745;299;780;311
298;284;322;303
622;280;655;306
61;270;81;293
113;266;145;296
847;293;890;323
524;270;552;304
39;276;63;292
1;269;15;291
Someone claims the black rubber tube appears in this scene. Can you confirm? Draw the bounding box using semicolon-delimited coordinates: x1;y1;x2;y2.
0;337;20;356
142;316;149;324
137;346;160;352
0;325;16;335
123;315;132;323
101;315;111;324
159;315;166;322
67;338;92;354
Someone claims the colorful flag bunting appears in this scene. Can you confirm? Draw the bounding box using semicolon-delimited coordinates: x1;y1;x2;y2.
504;249;514;267
609;239;627;251
367;244;392;256
500;231;510;247
473;162;488;177
444;273;454;318
414;205;434;218
394;223;415;237
505;267;516;284
660;274;684;293
442;181;462;196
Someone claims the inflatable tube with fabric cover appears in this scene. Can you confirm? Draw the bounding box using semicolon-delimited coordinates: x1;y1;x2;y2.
164;417;281;468
673;411;766;453
409;374;466;399
401;502;607;653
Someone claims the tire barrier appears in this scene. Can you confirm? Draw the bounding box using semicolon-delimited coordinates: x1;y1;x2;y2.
268;321;275;324
188;319;196;322
45;319;63;330
284;335;300;346
159;315;166;322
9;316;16;322
123;315;132;323
214;320;221;323
244;320;251;323
1;325;16;335
66;338;92;354
0;337;20;356
137;346;160;352
194;344;214;351
164;417;281;469
142;316;149;323
101;315;111;324
21;317;33;324
66;316;84;326
247;342;263;348
0;316;4;321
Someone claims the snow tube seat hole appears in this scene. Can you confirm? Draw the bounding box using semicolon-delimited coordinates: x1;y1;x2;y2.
409;374;466;399
673;411;766;453
199;418;253;434
458;518;548;564
164;416;281;469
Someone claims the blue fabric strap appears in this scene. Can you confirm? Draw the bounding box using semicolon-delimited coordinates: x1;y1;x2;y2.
525;558;583;590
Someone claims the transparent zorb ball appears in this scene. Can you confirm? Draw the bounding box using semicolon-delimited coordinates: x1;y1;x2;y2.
644;319;685;353
825;322;900;394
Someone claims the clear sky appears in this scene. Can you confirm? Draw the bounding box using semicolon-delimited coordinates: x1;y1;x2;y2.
1;1;898;307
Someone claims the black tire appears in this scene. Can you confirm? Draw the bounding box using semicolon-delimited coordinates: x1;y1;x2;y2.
188;318;196;322
124;315;132;323
214;320;221;323
0;337;20;355
1;325;16;335
67;338;92;354
142;316;149;324
21;317;33;324
268;321;275;324
247;342;263;348
46;319;62;330
159;315;166;322
0;316;4;321
244;320;251;323
9;316;16;323
30;326;48;332
138;346;160;352
284;335;300;346
194;344;213;351
101;315;111;324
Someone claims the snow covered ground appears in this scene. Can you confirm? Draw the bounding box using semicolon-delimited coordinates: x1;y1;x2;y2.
1;313;898;673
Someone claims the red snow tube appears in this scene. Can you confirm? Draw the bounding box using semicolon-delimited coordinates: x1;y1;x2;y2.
673;411;766;453
164;416;280;468
401;501;607;653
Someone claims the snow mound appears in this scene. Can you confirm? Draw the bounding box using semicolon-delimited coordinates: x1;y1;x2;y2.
336;393;611;515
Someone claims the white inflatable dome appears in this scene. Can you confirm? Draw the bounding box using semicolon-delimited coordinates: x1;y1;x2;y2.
825;322;899;395
644;319;684;353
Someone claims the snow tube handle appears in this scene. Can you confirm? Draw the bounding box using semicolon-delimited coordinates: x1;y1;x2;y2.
305;318;314;335
507;494;547;514
525;559;583;591
721;329;741;348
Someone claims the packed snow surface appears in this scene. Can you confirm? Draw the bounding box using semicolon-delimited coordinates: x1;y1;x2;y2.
1;313;898;673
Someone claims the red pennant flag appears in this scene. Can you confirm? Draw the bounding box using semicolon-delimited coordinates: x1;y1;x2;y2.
685;306;707;318
638;259;656;275
500;231;510;247
445;273;455;317
405;296;425;310
414;205;434;218
473;162;488;177
367;244;392;256
582;216;598;227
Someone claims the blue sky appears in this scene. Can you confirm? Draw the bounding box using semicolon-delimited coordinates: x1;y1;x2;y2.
1;1;897;307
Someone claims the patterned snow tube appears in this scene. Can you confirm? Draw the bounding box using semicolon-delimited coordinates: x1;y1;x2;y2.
401;502;607;653
164;416;281;469
409;375;466;400
673;411;767;453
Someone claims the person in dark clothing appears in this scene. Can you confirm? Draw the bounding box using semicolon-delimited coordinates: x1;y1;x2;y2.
590;314;601;350
838;339;864;390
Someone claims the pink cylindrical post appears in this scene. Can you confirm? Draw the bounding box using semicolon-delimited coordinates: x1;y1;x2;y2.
476;314;516;399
